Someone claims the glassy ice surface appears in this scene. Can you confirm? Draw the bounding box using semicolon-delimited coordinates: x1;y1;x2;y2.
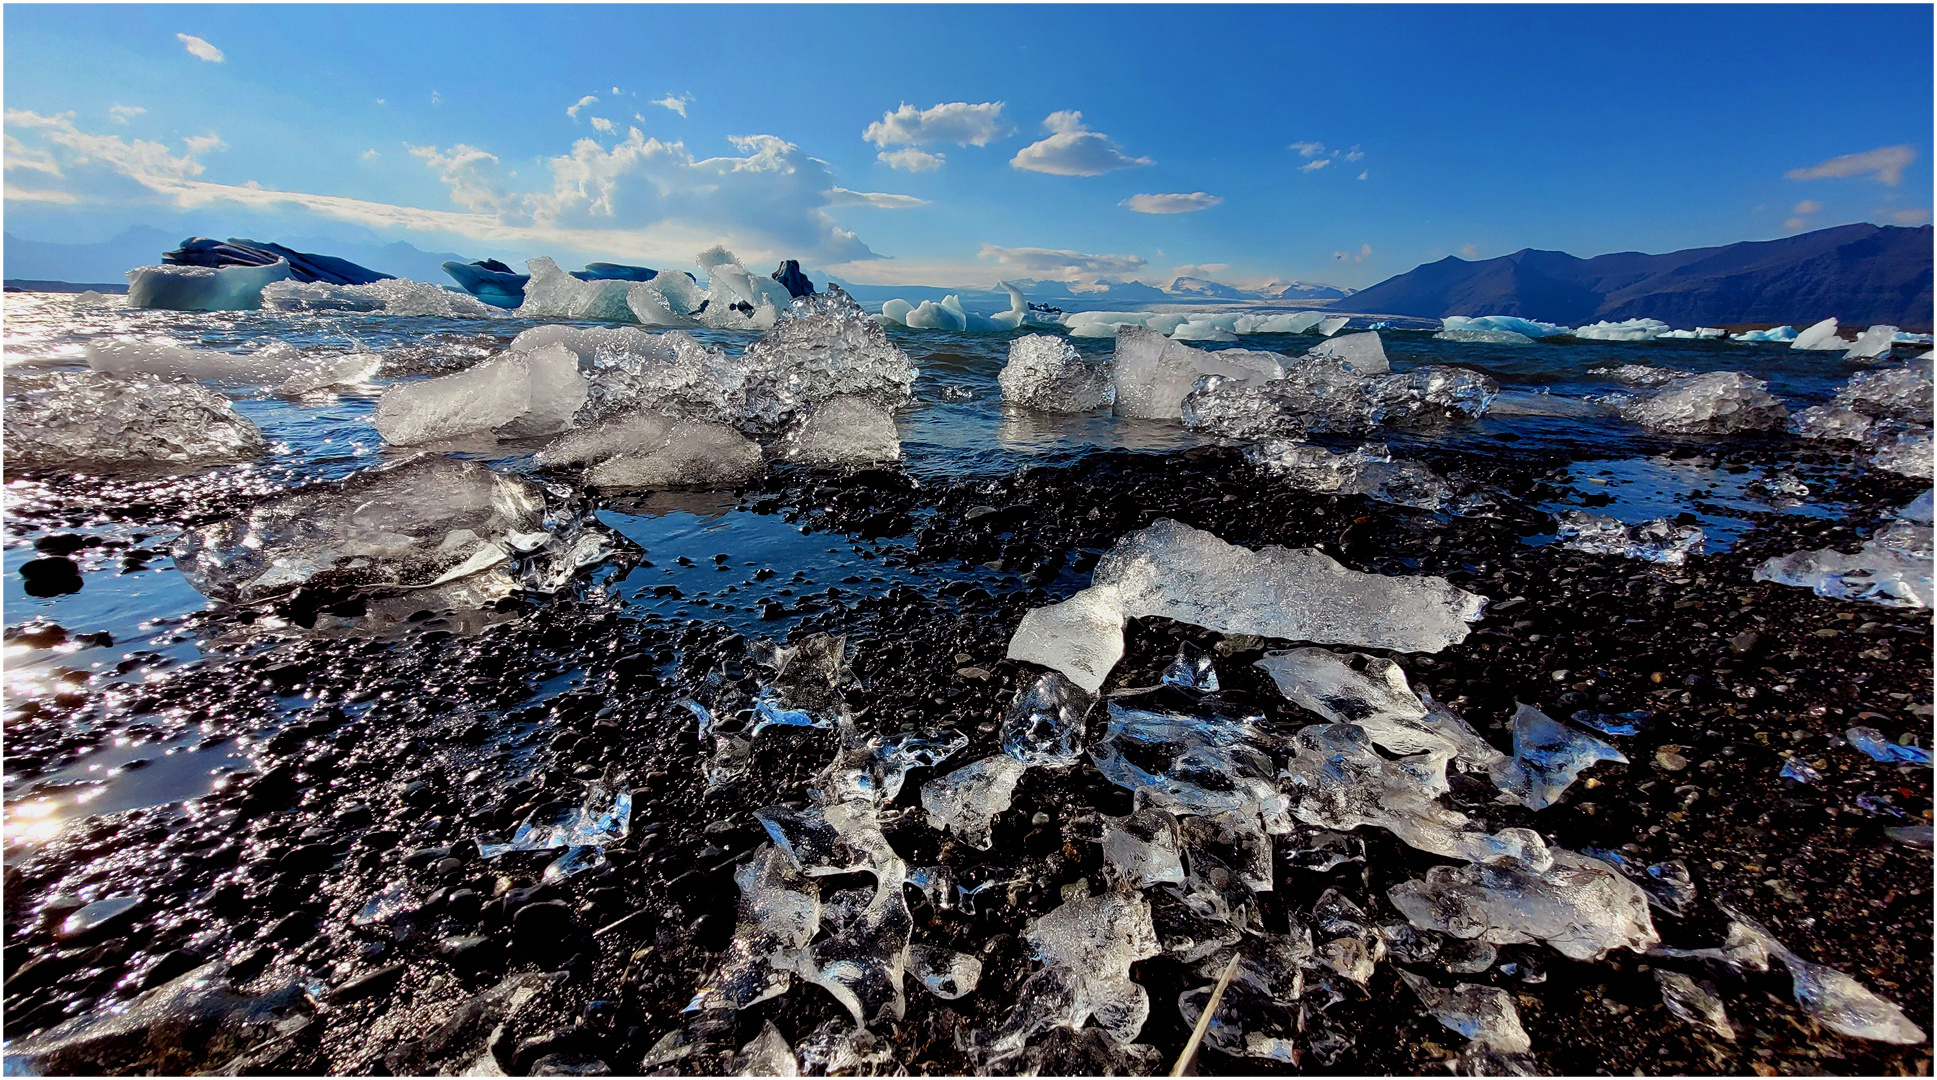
1242;441;1460;512
983;891;1160;1056
1388;846;1658;961
1610;371;1790;434
1553;509;1706;565
1844;726;1932;765
264;277;507;318
1002;670;1095;767
1755;504;1934;608
84;337;380;392
1715;912;1928;1044
1780;758;1824;783
1099;807;1186;888
920;755;1029;849
907;944;984;1000
1000;334;1115;413
1256;648;1501;764
1159;641;1221;691
374;342;588;445
1090;703;1286;824
1279;722;1511;861
1654;970;1736;1041
1111;325;1285;420
777;395;901;465
477;780;632;858
3;372;266;468
127;260;291;310
1399;971;1534;1054
1489;703;1627;810
729;1021;799;1077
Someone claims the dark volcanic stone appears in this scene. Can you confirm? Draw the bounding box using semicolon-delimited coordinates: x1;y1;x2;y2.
20;557;83;597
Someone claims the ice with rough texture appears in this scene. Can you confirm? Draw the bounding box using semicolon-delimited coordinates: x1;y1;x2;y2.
1754;504;1932;609
1790;317;1843;350
1089;704;1288;826
1443;315;1570;339
920;755;1028;849
1256;648;1502;765
1732;325;1797;342
1279;723;1521;861
1654;970;1735;1040
777;395;900;465
517;257;636;322
1390;843;1658;961
1002;671;1094;767
1553;510;1706;565
262;278;506;318
85;338;379;393
1715;912;1926;1043
580;420;764;489
1160;642;1220;691
985;892;1161;1056
171;455;613;604
689;846;820;1011
1845;726;1931;765
999;334;1115;413
695;247;795;331
1399;971;1533;1054
3;372;265;469
1612;371;1790;435
126;259;291;311
1489;703;1627;810
1436;327;1534;345
731;287;917;434
1656;327;1728;340
374;344;587;445
1589;364;1696;387
1572;318;1669;341
907;945;983;1000
1871;430;1932;478
1111;326;1285;420
1100;807;1186;887
1303;331;1390;372
1846;324;1899;361
1794;405;1876;442
513;326;738;425
1184;354;1497;440
730;1022;798;1077
1243;441;1461;512
1835;365;1933;422
1008;519;1487;693
478;780;632;857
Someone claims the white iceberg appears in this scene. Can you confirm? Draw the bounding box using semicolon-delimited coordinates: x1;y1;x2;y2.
1111;326;1285;420
516;257;636;322
1572;318;1670;342
626;270;709;327
694;246;794;331
1790;317;1844;351
1441;315;1571;339
261;278;505;318
126;259;292;311
1732;325;1798;343
373;342;588;445
875;282;1031;332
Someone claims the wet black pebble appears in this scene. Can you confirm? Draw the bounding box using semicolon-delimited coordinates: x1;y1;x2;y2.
32;533;90;557
328;962;407;1004
437;933;497;972
19;557;83;597
511;900;576;952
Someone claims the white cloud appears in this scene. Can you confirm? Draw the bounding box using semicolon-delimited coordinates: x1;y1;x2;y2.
1460;243;1480;258
1121;192;1222;215
1300;158;1331;173
431;91;442;106
1357;170;1368;181
109;105;146;125
1784;217;1809;232
1792;199;1822;215
5;132;63;176
590;117;614;133
1787;144;1916;186
864;102;1011;148
362;149;380;161
1288;141;1327;158
176;33;224;63
5;183;78;203
567;95;598;120
1170;263;1228;279
1010;111;1151;177
1891;207;1932;225
7;109;205;184
1345;145;1364;162
650;93;693;118
611;87;621;95
182;133;226;155
977;243;1146;281
827;187;928;209
408;142;509;214
1332;243;1371;262
376;98;387;106
878;148;944;173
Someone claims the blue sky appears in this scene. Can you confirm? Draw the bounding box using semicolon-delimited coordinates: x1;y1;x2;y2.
5;4;1931;289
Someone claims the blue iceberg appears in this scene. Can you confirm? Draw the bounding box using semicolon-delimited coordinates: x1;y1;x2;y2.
162;236;394;286
442;257;672;309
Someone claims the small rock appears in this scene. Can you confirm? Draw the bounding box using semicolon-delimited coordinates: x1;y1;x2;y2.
328;962;407;1004
1655;747;1689;772
55;895;142;941
20;557;83;597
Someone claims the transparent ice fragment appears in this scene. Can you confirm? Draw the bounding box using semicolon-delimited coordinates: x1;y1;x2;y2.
1100;807;1186;888
1313;889;1386;985
516;257;637;322
1256;648;1501;765
1279;722;1511;862
263;277;505;319
1160;642;1220;691
583;421;765;489
1793;405;1876;443
1284;825;1367;872
1871;429;1932;479
730;1022;798;1077
1002;671;1094;767
83;338;379;392
1552;510;1705;565
1488;703;1627;810
1654;970;1735;1040
374;343;588;445
733;285;917;435
1755;510;1933;608
1610;371;1789;435
1438;937;1499;974
353;880;414;926
920;755;1028;849
1174;933;1313;1062
999;334;1115;413
478;780;632;857
1090;703;1285;823
995;891;1161;1050
778;395;901;465
792;1020;899;1077
907;944;983;1000
1437;328;1534;345
1588;363;1697;388
827;728;969;807
1835;364;1929;420
1387;846;1659;961
1845;726;1932;765
1398;971;1533;1054
1003;586;1129;695
1571;709;1654;737
1780;758;1822;783
3;372;266;469
1243;440;1458;512
690;845;819;1012
1148;887;1244;961
1111;325;1285;420
1718;912;1927;1043
1177;810;1274;928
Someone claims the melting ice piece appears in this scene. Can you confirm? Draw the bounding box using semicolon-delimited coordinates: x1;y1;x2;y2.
1780;758;1823;783
1871;429;1933;479
790;1020;898;1076
1654;970;1735;1040
696;247;796;331
1002;671;1095;767
1790;317;1843;351
907;944;983;1000
992;892;1161;1053
1718;912;1927;1043
1578;849;1696;915
801;862;913;1027
1489;703;1627;810
1255;648;1502;765
1317;315;1351;337
1845;325;1900;362
2;372;265;469
584;422;764;489
730;1022;798;1077
1111;326;1285;420
1243;441;1460;512
627;269;709;327
517;258;636;322
126;259;291;311
1178;810;1275;927
1794;405;1877;443
558;327;743;425
263;278;506;318
1304;331;1388;372
1552;510;1706;565
352;880;414;926
1834;365;1932;422
1387;846;1659;961
543;845;610;883
825;728;969;807
1612;371;1789;435
1007;519;1487;693
1174;932;1314;1062
1754;512;1933;609
477;781;632;857
1312;888;1385;984
1279;723;1507;861
1436;328;1533;345
999;335;1115;413
1089;703;1287;825
373;344;588;445
1100;807;1186;887
777;395;900;465
690;845;820;1011
920;755;1028;849
1845;726;1932;765
1589;364;1698;388
1398;971;1533;1054
1160;642;1221;691
84;339;380;393
733;286;917;434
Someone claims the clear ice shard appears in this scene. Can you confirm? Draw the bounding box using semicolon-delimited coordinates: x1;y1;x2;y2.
583;422;765;489
920;755;1028;849
1160;642;1220;691
1552;510;1706;565
999;334;1115;413
776;395;900;465
3;372;266;469
84;338;379;393
1845;324;1900;361
1002;671;1095;767
477;780;632;857
1710;911;1926;1043
171;455;616;605
689;846;820;1011
1488;703;1627;810
1312;888;1385;984
730;1022;798;1077
1255;648;1502;765
126;259;291;311
1178;809;1275;926
1387;845;1659;961
1304;331;1389;371
1089;703;1287;825
516;257;637;322
907;944;983;999
1611;371;1789;435
262;278;506;319
1578;849;1696;914
1243;441;1460;513
733;286;917;435
1099;807;1186;887
1110;325;1285;420
1182;350;1497;440
554;327;742;425
1278;722;1509;861
987;892;1161;1055
1174;932;1313;1061
695;247;795;331
1398;971;1533;1054
1844;726;1931;765
1654;970;1735;1040
374;343;588;445
1007;519;1487;693
1834;365;1932;422
1871;429;1932;479
1754;504;1933;609
1437;328;1534;344
1589;364;1697;387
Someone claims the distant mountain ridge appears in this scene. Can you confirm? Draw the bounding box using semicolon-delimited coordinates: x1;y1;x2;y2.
1346;223;1934;330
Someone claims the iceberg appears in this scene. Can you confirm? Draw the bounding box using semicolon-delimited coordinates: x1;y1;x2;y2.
126;259;291;311
516;257;636;322
695;246;795;331
1442;315;1571;339
1552;510;1706;565
999;335;1114;413
771;259;815;299
442;258;528;308
1732;325;1797;343
1111;326;1285;420
2;372;265;469
1572;318;1670;341
1233;311;1327;335
1790;317;1844;351
372;343;588;445
1007;519;1486;693
627;269;709;326
1655;327;1728;340
84;338;379;393
261;278;506;319
1610;371;1789;435
161;236;393;285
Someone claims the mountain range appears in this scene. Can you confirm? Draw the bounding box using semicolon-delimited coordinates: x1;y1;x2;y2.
1345;223;1934;330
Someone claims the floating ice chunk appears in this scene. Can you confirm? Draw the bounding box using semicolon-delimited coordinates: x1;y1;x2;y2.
1611;371;1789;435
1303;331;1389;373
583;421;764;489
1232;311;1327;335
1572;318;1669;342
1111;326;1286;420
1443;315;1571;339
477;780;632;857
1794;405;1876;442
625;271;707;327
1845;325;1899;362
1836;365;1933;422
1160;642;1220;691
1170;319;1239;342
1316;315;1350;336
1553;510;1705;565
733;287;917;433
777;395;900;464
920;755;1028;849
1589;363;1697;387
126;259;291;311
1654;971;1735;1040
515;257;635;322
1398;972;1533;1054
1388;846;1658;961
999;334;1115;413
695;247;794;331
1489;703;1626;810
1845;726;1931;765
1090;703;1287;824
374;344;587;445
171;455;613;604
2;372;265;469
1655;327;1728;340
1734;325;1798;342
1790;317;1843;351
1184;359;1496;440
730;1022;798;1077
261;278;505;318
1436;328;1534;345
907;945;982;1000
1100;807;1185;887
1002;671;1094;767
84;338;379;392
1256;648;1502;765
